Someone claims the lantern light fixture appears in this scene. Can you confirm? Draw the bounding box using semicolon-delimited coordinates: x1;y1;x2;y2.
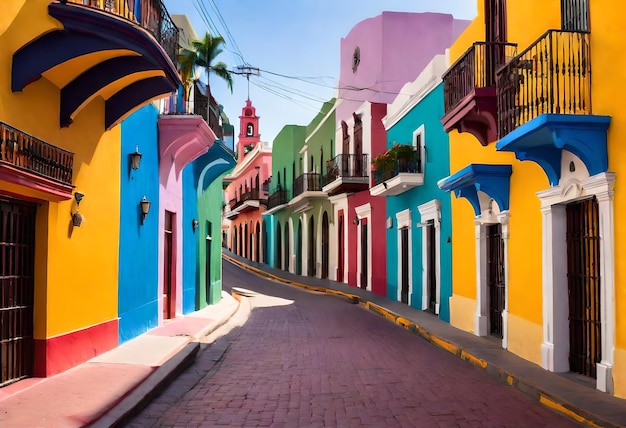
130;146;142;170
140;196;151;224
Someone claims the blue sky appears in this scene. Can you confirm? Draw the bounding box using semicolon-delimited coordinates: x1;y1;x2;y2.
163;1;477;144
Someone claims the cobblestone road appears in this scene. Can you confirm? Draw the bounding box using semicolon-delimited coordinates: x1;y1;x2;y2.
126;260;580;427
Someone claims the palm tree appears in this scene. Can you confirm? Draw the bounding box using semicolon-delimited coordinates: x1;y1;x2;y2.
178;32;233;115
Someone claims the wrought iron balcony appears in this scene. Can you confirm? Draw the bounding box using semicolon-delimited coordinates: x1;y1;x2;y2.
370;149;424;197
322;154;369;196
441;41;517;145
497;30;591;138
229;188;266;213
293;173;322;197
0;122;74;193
266;189;289;211
66;0;179;64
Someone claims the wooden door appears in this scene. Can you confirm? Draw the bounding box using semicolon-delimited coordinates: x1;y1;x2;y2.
567;197;601;378
360;219;368;289
322;212;329;279
0;198;35;386
163;211;175;319
400;227;409;304
426;221;437;313
487;224;505;338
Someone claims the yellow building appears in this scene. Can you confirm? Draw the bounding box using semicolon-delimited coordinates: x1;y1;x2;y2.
440;0;624;397
0;1;179;384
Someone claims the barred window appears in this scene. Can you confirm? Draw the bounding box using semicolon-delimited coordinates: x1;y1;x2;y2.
561;0;589;31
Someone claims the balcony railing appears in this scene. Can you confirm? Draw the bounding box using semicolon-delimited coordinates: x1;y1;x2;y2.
67;0;179;64
443;42;518;114
266;189;289;210
294;173;322;197
497;30;591;137
0;122;74;185
322;154;368;186
373;150;421;185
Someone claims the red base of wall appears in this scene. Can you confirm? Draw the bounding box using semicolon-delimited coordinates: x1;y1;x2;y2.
34;319;118;377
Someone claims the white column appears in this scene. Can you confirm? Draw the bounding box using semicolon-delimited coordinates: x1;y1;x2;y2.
498;212;510;349
474;220;487;336
596;189;615;393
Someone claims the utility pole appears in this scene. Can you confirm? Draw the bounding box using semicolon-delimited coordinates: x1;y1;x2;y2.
232;66;260;100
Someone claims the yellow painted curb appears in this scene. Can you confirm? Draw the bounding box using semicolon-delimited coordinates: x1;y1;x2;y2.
460;350;487;369
539;395;602;428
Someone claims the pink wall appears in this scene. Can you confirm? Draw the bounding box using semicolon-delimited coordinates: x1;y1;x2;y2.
337;12;470;121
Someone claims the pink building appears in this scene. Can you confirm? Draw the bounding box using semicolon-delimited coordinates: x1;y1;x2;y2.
325;12;469;294
223;100;272;262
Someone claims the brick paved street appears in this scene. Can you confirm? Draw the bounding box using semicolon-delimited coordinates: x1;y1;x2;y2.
125;261;580;427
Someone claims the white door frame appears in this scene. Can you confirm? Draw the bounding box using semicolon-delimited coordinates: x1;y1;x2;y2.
418;200;441;314
395;209;412;304
538;170;615;393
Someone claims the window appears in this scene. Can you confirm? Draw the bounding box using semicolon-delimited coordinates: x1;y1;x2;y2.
413;125;426;174
561;0;589;32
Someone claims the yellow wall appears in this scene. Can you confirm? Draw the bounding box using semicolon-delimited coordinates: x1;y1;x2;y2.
450;0;626;392
590;1;626;397
1;1;120;338
447;0;559;355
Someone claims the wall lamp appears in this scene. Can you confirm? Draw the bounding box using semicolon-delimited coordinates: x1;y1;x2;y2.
353;216;360;226
72;191;85;227
192;219;199;232
129;146;142;170
140;196;151;224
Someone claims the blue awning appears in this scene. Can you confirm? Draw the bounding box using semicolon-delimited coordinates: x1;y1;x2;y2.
439;164;512;216
196;141;236;193
496;114;610;186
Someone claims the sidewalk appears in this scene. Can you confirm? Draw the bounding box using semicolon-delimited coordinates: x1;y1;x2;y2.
0;290;240;428
222;250;626;428
2;253;625;428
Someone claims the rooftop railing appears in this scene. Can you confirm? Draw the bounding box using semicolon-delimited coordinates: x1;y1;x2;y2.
66;0;179;64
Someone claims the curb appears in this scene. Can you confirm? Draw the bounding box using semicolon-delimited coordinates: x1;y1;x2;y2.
91;341;200;428
223;253;618;428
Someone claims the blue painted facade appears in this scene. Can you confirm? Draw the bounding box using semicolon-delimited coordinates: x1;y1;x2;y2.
385;84;453;321
118;104;161;343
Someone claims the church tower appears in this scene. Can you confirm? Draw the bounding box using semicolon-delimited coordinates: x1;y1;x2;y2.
237;99;260;160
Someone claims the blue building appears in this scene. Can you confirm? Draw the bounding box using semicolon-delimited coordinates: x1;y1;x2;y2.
371;54;453;321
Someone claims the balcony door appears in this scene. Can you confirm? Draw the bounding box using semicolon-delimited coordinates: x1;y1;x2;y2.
485;0;507;86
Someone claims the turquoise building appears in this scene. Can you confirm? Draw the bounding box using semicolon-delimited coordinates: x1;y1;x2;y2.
373;54;453;321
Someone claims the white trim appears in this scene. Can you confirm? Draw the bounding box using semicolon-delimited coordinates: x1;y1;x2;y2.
418;200;441;314
538;171;615;393
472;194;509;349
412;125;426;176
396;209;412;304
383;54;449;130
355;202;372;291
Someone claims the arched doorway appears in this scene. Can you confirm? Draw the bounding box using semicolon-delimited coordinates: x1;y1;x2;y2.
308;216;315;277
284;221;290;272
238;224;242;256
296;219;302;275
233;228;238;254
276;221;282;269
255;222;260;262
248;221;254;260
244;223;248;259
337;211;344;282
262;219;268;263
322;211;329;279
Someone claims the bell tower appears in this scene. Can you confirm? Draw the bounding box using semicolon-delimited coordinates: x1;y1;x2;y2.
237;99;260;160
